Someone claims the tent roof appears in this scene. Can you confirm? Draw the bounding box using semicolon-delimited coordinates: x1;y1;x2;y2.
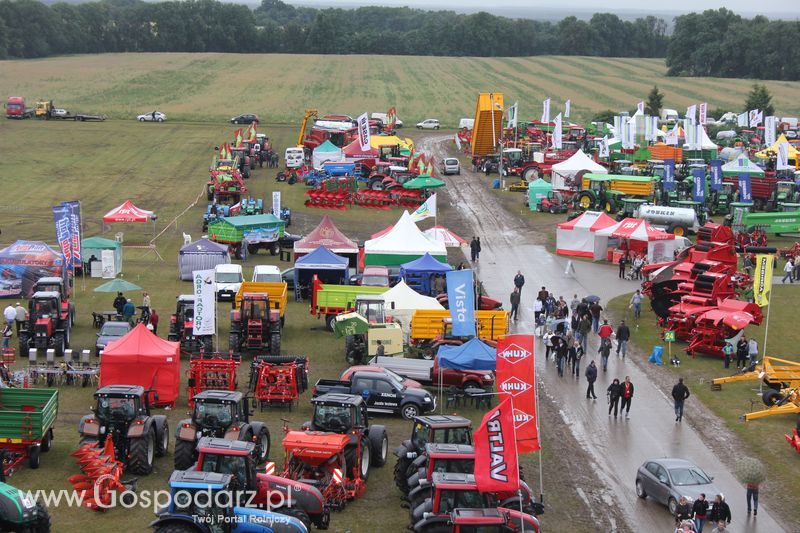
381;280;444;310
293;215;359;255
101;323;179;360
294;246;349;270
551;149;608;174
342;140;379;158
313;140;342;153
722;155;765;176
437;338;496;370
180;237;229;255
400;253;452;273
755;134;799;158
102;200;154;223
219;213;283;228
557;210;618;231
365;212;447;256
595;217;675;241
82;236;120;250
422;226;467;248
0;240;63;263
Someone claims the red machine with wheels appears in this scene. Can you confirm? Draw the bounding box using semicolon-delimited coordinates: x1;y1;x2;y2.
187;355;239;407
248;355;309;409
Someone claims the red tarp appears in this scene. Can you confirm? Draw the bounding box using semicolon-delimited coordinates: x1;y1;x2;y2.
342;140;379;159
293;215;359;255
99;324;180;407
102;200;155;223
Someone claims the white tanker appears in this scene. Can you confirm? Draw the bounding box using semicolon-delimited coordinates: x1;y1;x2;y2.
634;204;700;235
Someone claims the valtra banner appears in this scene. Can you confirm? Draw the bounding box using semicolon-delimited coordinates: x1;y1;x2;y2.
473;397;520;493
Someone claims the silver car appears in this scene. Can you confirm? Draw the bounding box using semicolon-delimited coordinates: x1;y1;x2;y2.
416;119;440;130
635;458;720;515
441;158;460;175
137;111;166;122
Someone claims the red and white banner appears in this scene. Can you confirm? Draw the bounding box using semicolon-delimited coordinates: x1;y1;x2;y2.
473;397;520;493
699;102;707;125
357;112;371;151
496;335;540;453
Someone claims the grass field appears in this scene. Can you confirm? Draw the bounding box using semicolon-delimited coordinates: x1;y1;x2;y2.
2;53;800;126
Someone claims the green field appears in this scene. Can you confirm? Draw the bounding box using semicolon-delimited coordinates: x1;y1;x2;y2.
2;53;800;125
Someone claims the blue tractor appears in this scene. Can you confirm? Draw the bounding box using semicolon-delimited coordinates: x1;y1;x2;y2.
150;470;308;533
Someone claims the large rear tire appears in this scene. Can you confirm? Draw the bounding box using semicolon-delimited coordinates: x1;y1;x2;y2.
577;192;594;210
128;427;155;475
275;507;311;531
368;427;388;467
254;427;270;463
155;419;169;457
270;332;281;355
394;456;412;493
31;502;51;533
173;438;196;471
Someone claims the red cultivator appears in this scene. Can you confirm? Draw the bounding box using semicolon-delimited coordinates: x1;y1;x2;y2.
786;429;800;453
69;439;130;511
248;355;308;409
685;299;763;358
187;355;239;407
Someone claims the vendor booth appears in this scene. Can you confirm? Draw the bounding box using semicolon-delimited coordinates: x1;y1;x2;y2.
437;338;496;371
0;240;66;298
595;217;676;264
82;236;122;278
342;140;379;163
550;149;608;190
380;280;444;341
364;211;447;266
400;253;452;296
293;246;349;300
556;211;618;260
755;134;798;164
311;140;345;170
178;238;230;281
99;324;180;407
722;155;765;177
293;215;359;266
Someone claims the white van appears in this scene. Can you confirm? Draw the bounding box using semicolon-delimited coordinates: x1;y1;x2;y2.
252;265;282;283
215;263;243;300
458;118;474;130
284;147;305;170
371;112;403;128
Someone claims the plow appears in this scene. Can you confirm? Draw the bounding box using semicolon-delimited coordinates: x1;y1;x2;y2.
69;438;135;511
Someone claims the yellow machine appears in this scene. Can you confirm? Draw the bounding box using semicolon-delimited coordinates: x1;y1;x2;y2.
410;309;509;342
234;281;288;320
35;100;53;119
712;356;800;421
297;108;318;147
470;93;504;157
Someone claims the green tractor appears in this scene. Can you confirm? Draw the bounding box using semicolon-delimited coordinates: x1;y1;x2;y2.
617;198;648;220
0;479;50;532
768;181;799;212
575;178;625;213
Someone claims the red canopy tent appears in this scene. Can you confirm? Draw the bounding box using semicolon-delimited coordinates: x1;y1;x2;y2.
99;324;180;407
595;217;677;263
293;215;359;259
342;140;379;160
102;200;156;223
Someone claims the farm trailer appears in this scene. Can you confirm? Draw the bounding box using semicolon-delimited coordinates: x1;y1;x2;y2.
0;389;58;476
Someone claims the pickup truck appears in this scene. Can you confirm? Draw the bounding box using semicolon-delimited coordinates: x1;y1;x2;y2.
312;371;436;420
368;355;494;389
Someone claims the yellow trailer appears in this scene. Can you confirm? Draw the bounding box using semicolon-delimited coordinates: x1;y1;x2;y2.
581;173;656;197
410;309;509;341
234;281;288;319
470;93;504;157
711;356;800;421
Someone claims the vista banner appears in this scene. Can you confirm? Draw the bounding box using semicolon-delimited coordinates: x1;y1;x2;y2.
445;269;475;337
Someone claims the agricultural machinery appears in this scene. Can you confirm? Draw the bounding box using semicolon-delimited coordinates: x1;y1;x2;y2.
33;276;74;325
0;388;58;476
536;191;570;214
168;295;213;354
76;385;169;475
0;480;51;532
194;437;330;529
19;291;73;357
248;355;309;409
149;470;307;533
413;507;540;533
187;354;239;407
712;357;800;422
207;169;247;203
394;415;472;494
174;390;270;471
404;443;475;496
575;178;624;213
229;293;282;357
230;147;252;178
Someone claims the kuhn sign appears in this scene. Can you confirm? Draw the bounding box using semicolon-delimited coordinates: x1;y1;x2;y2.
497;343;531;364
499;377;531;396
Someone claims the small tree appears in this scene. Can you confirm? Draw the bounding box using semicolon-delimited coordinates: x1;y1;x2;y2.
645;85;664;116
744;84;775;117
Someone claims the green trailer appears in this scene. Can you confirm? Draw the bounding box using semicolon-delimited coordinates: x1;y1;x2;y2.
310;276;389;330
733;207;800;235
208;213;286;258
0;389;58;475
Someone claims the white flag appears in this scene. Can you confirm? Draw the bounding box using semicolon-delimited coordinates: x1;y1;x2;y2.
193;269;216;336
686;105;697;125
737;112;748;127
666;124;679;146
749;109;761;128
695;124;705;150
599;135;609;157
637;101;645;114
357;112;371;151
564;100;571;118
626;117;636;148
756;110;764;127
777;142;791;170
764;116;776;146
699;103;707;125
652;116;660;140
541;98;551;124
507;102;518;129
553;113;563;149
410;193;437;222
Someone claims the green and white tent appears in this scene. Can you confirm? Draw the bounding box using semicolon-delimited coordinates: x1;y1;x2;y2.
364;211;447;266
722;155;765;177
312;140;344;170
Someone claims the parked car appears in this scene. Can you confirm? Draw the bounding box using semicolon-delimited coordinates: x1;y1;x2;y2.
252;265;281;283
280;267;295;291
371;112;403;128
52;108;69;118
635;458;720;515
231;113;258;124
95;320;131;356
370;356;494;389
360;266;390;287
416;119;440;130
214;263;243;301
441;158;460;175
340;365;423;389
137;111;166;122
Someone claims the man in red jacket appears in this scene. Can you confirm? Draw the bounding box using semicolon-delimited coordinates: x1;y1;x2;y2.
598;319;613;339
620;376;634;418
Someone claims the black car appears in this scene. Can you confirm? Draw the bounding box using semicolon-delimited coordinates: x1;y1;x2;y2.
313;371;435;419
230;113;259;124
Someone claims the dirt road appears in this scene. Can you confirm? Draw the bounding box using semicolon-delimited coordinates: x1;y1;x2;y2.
421;133;787;533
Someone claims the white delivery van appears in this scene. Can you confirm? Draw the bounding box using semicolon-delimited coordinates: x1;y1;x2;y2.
215;263;243;300
284;147;305;170
252;265;282;283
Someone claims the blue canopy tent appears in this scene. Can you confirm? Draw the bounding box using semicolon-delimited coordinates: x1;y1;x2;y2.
293;246;349;300
437;338;496;371
400;253;452;296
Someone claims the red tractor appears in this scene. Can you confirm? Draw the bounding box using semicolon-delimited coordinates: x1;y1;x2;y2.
33;276;75;326
19;291;73;356
229;293;282;357
207;168;247;203
414;507;541;533
405;443;475;495
168;294;213;354
536;191;571;214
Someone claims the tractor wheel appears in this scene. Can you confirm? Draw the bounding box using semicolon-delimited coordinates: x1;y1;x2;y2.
155;419;169;457
523;167;538;181
577;192;594;210
270;242;279;256
28;501;51;533
28;445;41;469
64;326;70;349
762;389;784;406
153;524;197;533
325;314;337;332
275;507;311;531
394;455;413;493
288;173;297;185
604;199;616;213
369;179;384;191
401;403;420;420
128;427;155;475
276;172;286;182
549;205;559;214
18;333;29;355
253;427;270;463
345;336;363;366
201;336;213;354
368;427;388;467
174;438;196;471
269;332;281;355
53;333;65;357
41;429;53;453
206;187;213;201
420;346;435;361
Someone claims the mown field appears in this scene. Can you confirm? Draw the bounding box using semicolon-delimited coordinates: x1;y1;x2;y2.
2;53;800;126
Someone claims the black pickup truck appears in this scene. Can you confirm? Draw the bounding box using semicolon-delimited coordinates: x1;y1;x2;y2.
313;371;436;420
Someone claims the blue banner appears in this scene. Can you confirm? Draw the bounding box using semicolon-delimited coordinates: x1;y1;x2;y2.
52;204;73;273
692;168;706;203
709;160;722;191
64;201;82;268
446;269;476;337
663;159;675;191
738;173;752;203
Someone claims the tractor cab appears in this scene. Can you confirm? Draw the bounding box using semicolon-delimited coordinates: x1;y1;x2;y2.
33;276;70;299
192;391;249;433
307;393;369;434
355;295;388;324
377;144;401;161
29;291;61;323
610;160;633;174
618;198;648;220
93;385;149;423
775;181;798;204
239;293;279;324
410;473;490;525
407;416;473;457
502;148;523;166
405;443;476;494
196;437;257;491
646;160;666;178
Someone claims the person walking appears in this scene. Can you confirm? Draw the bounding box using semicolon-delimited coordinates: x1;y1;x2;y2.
736;336;749;370
747;337;759;368
476;237;481;260
620;376;634;418
149;309;159;335
616;320;630;358
672;377;690;422
589;301;603;333
630;290;642;319
1;323;11;350
533;299;544;334
571;341;584;379
599;337;612;371
555;339;568;377
675;496;693;525
3;304;15;329
509;288;521;321
708;494;731;527
782;257;794;283
513;271;525;295
113;292;127;316
122;299;136;325
142;292;151;313
618;253;628;279
433;274;446;295
537;286;549;304
375;340;385;357
711;520;729;533
470;237;479;262
576;314;590;353
722;342;733;369
585;361;598;399
693;493;709;532
14;302;27;336
607;378;622;417
598;319;613;340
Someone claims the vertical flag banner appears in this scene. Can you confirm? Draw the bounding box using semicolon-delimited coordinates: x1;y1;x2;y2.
564;100;571;118
699;102;707;125
737;112;748;127
709;160;722;191
445;269;475;337
65;200;82;269
764;116;776;146
193;270;216;335
738;173;752;203
52;204;73;272
692;168;706;203
752;254;773;307
387;107;397;130
272;191;281;218
357;112;371;151
473;397;520;493
626;117;636;148
553;113;563;149
599;136;609;158
686;104;697;124
637;101;645;114
777;142;790;170
541;98;550;124
495;335;540;453
410;193;437;222
666;124;679;146
613;116;621;139
507;102;518;129
749;109;760;128
663;159;675;191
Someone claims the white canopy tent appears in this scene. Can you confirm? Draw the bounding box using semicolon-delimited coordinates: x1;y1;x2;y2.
556;211;618;260
381;280;444;341
550;149;608;189
364;211;447;266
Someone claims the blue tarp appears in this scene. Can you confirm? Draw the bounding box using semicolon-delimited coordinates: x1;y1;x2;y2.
400;253;452;273
437;338;496;371
400;253;452;296
294;246;349;294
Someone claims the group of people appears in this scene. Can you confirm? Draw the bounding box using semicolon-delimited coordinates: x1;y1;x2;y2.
112;291;158;333
674;493;734;532
618;251;647;280
2;302;27;349
781;255;800;283
469;236;482;262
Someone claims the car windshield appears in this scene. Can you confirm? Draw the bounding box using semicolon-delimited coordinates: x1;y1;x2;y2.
445;159;458;165
313;404;352;432
101;323;129;336
361;275;388;286
194;402;234;427
383;368;406;383
254;274;281;283
434;427;472;445
669;467;711;486
201;454;248;488
216;272;242;283
96;397;136;420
